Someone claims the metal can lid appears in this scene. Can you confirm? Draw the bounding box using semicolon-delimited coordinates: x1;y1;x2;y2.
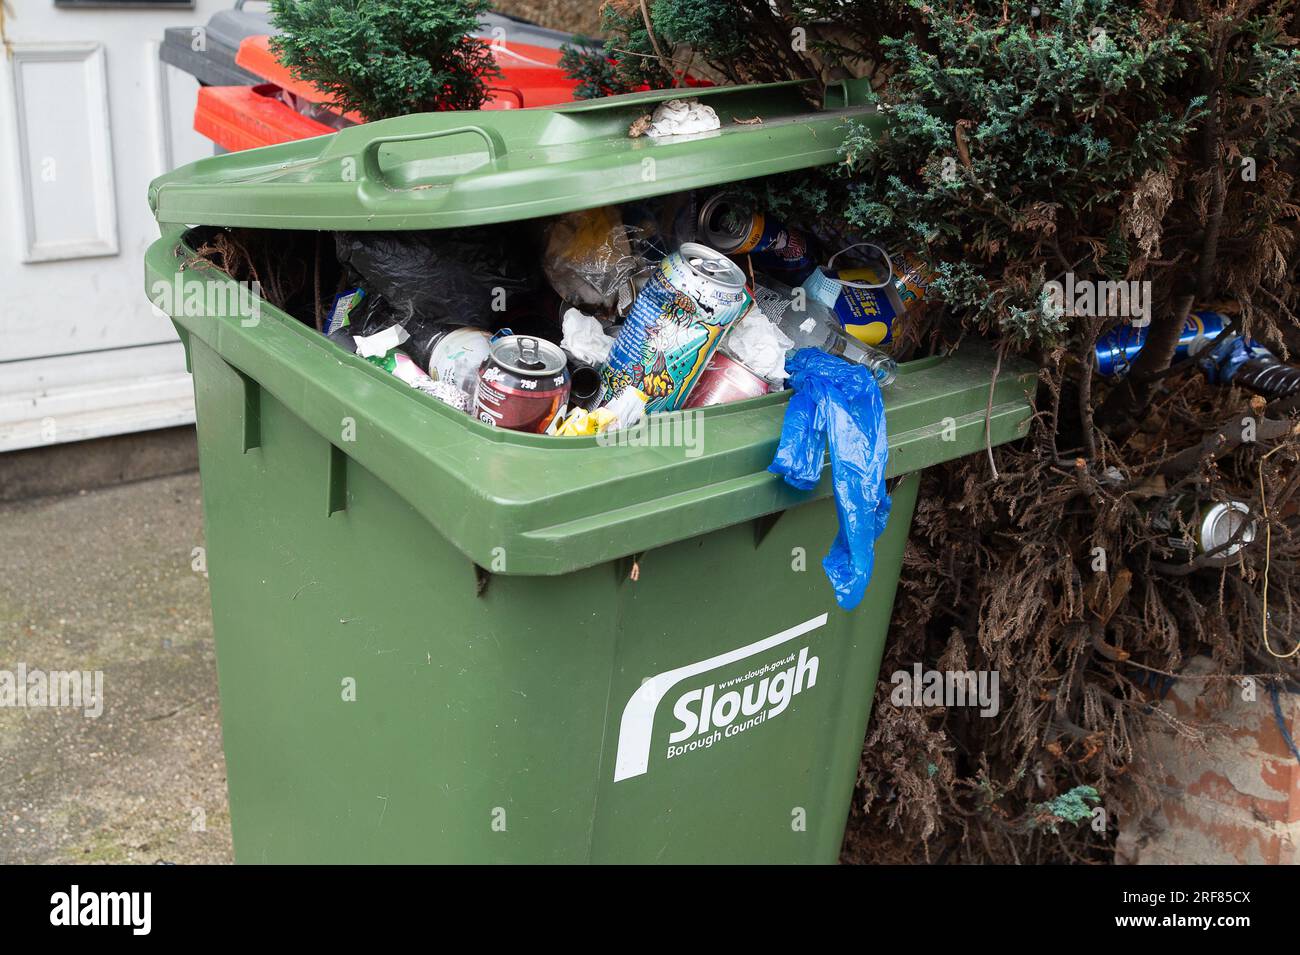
488;335;568;377
677;242;747;291
1200;501;1255;562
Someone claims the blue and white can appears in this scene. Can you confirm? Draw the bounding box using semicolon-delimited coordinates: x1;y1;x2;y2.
1095;310;1228;377
599;243;752;413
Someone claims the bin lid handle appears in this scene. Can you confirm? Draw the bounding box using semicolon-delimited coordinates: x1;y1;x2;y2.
353;125;508;187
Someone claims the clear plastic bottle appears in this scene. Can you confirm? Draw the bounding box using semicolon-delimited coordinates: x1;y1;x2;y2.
750;278;898;386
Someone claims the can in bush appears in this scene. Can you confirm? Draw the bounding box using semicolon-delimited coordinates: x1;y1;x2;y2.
1151;494;1255;564
1095;310;1227;378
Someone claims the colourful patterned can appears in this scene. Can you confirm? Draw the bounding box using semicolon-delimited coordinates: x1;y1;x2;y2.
599;243;752;413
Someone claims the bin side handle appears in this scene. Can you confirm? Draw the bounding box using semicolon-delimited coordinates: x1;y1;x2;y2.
327;444;348;516
233;367;261;453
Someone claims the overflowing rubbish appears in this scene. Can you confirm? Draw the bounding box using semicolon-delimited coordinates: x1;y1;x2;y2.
543;207;652;316
427;379;472;412
354;324;409;359
720;307;793;384
356;327;451;402
387;352;443;397
556;387;648;436
683;352;772;409
255;179;926;441
769;349;892;610
602;386;649;430
425;327;493;401
802;248;934;347
1095;309;1227;378
336;230;537;332
324;288;365;335
174;162;952;615
566;360;604;409
752;277;898;386
698;192;815;281
560;308;617;366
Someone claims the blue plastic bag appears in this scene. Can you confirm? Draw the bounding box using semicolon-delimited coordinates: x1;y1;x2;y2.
769;348;891;610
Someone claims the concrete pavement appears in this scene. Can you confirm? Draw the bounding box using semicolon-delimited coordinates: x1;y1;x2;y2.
0;473;231;863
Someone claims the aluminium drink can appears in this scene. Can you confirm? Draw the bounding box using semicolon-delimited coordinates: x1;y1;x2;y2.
698;192;815;279
1095;310;1227;377
801;251;934;348
1151;495;1255;565
473;335;571;433
683;351;771;408
427;326;492;393
599;242;752;413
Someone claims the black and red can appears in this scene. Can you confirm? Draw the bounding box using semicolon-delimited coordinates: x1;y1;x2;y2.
473;335;571;433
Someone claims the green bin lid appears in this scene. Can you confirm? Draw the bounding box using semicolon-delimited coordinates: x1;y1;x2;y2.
148;80;882;230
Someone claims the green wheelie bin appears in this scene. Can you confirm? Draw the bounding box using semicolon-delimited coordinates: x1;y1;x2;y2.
145;79;1034;863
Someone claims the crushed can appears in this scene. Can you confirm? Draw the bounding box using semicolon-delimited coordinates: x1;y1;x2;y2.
1095;310;1227;378
698;192;815;280
1152;494;1256;565
801;250;934;347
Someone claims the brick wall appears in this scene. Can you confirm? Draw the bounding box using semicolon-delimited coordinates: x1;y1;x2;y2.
1117;656;1299;865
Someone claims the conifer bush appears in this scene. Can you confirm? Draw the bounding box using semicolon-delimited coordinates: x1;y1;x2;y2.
567;0;1300;863
269;0;500;119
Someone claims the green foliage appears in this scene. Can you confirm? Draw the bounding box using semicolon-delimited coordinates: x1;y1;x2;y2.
557;37;623;100
650;0;749;59
1027;786;1101;834
840;0;1202;343
559;0;903;98
560;3;675;96
269;0;499;120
